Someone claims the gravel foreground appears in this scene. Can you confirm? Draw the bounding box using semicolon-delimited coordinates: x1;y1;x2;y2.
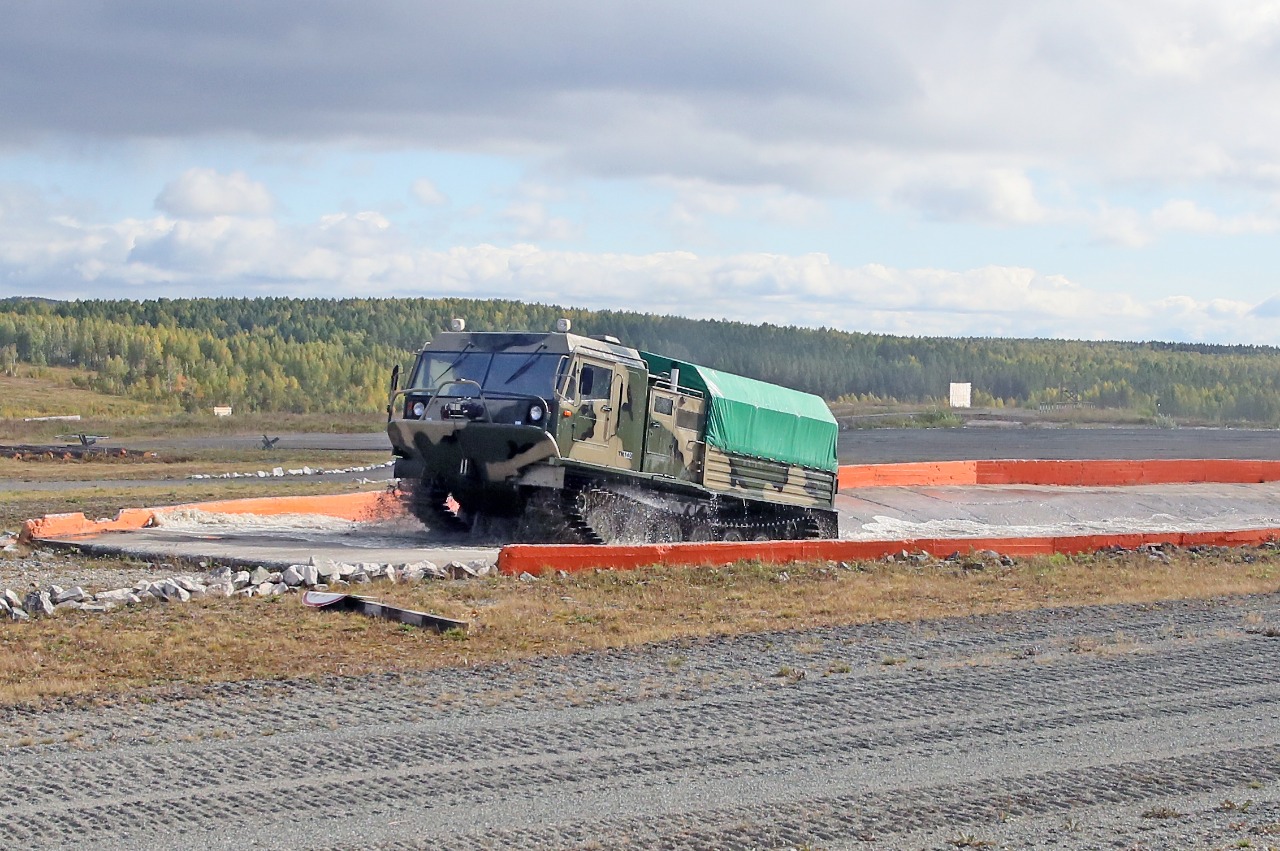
1;595;1279;850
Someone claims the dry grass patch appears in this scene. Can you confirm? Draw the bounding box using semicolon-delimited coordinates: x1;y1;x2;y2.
0;368;165;420
1;408;381;443
1;546;1279;705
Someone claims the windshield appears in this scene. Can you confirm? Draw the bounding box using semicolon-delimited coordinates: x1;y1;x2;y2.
411;351;491;395
410;351;562;398
487;353;562;397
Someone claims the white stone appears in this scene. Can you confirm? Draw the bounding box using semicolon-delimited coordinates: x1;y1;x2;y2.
384;566;399;584
4;589;24;610
206;581;233;597
205;566;233;584
256;582;274;596
48;584;65;600
281;566;304;587
0;597;10;616
300;564;320;586
231;571;252;589
174;576;203;593
446;561;478;579
155;580;190;603
25;591;54;616
53;587;85;605
249;567;271;585
315;561;339;581
95;588;136;603
270;582;289;596
272;467;284;477
257;470;268;478
10;608;29;621
337;563;357;579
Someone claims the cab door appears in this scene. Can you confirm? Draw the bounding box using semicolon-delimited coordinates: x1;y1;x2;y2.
563;357;627;467
642;389;704;480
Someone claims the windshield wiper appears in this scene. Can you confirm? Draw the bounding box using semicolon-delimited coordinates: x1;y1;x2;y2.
502;344;548;386
432;343;475;388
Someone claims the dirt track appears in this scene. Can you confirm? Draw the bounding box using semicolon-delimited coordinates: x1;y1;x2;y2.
2;594;1279;850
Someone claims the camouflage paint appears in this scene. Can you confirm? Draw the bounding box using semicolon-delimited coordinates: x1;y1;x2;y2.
388;326;838;528
641;387;705;481
387;419;560;487
557;358;645;470
701;445;836;509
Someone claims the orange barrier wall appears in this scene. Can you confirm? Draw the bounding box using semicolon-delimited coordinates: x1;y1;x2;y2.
20;508;157;543
20;490;399;542
160;490;400;522
838;458;1280;489
838;461;976;489
498;528;1280;575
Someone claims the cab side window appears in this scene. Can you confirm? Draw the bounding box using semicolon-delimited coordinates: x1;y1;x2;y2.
578;364;612;400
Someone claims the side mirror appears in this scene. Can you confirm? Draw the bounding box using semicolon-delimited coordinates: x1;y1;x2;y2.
387;365;401;422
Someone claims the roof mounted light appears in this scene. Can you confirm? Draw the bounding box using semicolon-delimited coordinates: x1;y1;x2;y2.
555;318;572;333
450;318;466;332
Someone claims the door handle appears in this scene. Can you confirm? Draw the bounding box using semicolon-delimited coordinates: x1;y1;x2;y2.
600;405;612;412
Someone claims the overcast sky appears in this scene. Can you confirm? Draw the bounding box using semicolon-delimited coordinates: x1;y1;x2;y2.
3;1;1280;343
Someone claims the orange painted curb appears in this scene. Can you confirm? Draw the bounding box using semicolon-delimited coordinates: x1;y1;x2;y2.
839;461;976;489
497;528;1280;575
159;490;401;522
21;490;402;543
838;458;1280;489
20;508;157;543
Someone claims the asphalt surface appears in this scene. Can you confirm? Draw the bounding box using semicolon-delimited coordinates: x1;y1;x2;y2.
102;424;1280;461
9;425;1277;495
26;426;1280;569
2;594;1278;849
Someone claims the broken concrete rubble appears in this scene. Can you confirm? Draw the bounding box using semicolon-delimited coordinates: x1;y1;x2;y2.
0;553;498;623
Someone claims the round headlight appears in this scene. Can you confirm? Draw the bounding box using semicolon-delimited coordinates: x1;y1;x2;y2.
411;401;426;418
528;403;544;422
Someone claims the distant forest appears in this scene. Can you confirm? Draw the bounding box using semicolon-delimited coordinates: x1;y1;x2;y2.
3;296;1280;423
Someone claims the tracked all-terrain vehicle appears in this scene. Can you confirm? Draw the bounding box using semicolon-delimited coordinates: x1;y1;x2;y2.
387;319;839;543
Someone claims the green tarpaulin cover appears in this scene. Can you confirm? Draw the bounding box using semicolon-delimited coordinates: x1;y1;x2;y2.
641;354;838;472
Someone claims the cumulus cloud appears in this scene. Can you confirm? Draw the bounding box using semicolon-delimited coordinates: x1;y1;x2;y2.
410;178;447;206
154;169;275;219
1151;199;1280;234
5;3;1280;342
500;201;580;241
0;197;1273;344
3;2;1279;221
890;168;1046;224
